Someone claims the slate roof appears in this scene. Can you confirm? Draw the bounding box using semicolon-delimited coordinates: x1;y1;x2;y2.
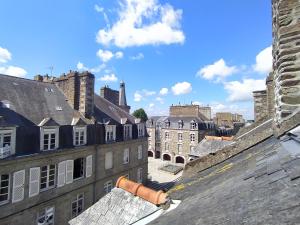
149;125;300;225
189;138;234;157
69;188;159;225
0;74;77;126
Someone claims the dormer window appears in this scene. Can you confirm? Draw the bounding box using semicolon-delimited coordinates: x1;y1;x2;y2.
73;126;87;146
123;124;132;140
0;129;16;159
178;120;183;129
137;123;145;137
41;128;59;151
165;120;170;128
190;121;197;130
105;125;116;143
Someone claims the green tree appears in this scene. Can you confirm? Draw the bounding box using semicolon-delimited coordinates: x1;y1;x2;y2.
132;108;148;122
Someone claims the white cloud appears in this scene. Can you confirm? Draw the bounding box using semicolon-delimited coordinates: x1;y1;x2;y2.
142;89;156;96
94;4;104;13
97;49;114;62
0;47;11;63
253;46;272;74
134;92;143;102
76;61;106;73
99;73;118;82
130;53;144;60
155;97;164;104
159;87;168;95
197;59;238;81
224;78;266;102
171;81;192;95
0;66;27;77
115;51;124;59
149;103;155;108
96;0;185;47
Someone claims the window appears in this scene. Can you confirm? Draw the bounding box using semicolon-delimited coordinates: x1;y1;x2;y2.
165;142;169;151
71;194;84;218
137;168;143;183
0;174;10;205
190;133;195;142
104;180;113;194
178;121;183;129
190;146;195;153
165;121;170;128
73;158;84;180
123;148;129;164
37;206;54;225
165;132;169;140
138;145;143;160
40;165;56;191
178;133;183;142
123;125;132;140
138;123;145;137
41;128;58;151
105;125;116;143
105;152;113;170
0;131;12;158
73;126;86;146
178;144;183;153
190;122;197;130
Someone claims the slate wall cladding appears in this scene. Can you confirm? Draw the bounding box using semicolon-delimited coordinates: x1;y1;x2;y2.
272;0;300;125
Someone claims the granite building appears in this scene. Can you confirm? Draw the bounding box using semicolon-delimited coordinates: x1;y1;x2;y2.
0;71;147;225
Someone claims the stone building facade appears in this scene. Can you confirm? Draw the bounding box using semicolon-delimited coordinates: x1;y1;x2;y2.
214;112;244;127
253;90;268;122
0;72;147;225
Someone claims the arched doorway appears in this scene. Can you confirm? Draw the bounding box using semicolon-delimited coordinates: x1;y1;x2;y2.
162;154;171;161
175;156;185;164
148;151;154;157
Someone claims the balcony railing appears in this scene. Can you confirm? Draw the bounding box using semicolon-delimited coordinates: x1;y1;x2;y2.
0;146;11;159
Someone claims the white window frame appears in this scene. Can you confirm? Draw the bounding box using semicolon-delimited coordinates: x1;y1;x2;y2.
73;126;87;146
40;127;59;151
190;122;197;130
138;145;143;160
165;131;169;140
105;152;113;170
178;133;183;142
137;168;143;183
178;121;183;129
165;142;169;152
40;165;56;192
178;144;183;154
71;193;84;219
123;148;130;164
137;123;145;137
37;206;55;225
0;174;10;205
123;124;132;140
105;125;116;143
190;133;196;142
104;180;113;194
0;128;16;157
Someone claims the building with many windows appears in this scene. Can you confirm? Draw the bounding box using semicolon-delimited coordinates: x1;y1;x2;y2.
0;71;147;225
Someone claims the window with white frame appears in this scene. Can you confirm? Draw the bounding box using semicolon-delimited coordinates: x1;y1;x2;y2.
123;125;132;140
0;174;10;205
104;180;113;194
137;168;143;183
165;132;169;140
71;193;84;218
178;133;183;142
105;125;116;143
73;126;87;146
40;165;56;191
178;121;183;129
0;129;15;158
138;123;145;137
138;145;143;160
190;122;197;130
165;121;170;128
37;206;55;225
190;133;195;142
105;152;113;170
123;148;129;164
73;158;84;180
165;142;169;151
41;128;58;151
178;144;183;153
0;132;11;148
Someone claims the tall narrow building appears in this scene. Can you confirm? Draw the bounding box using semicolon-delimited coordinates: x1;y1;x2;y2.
119;81;131;113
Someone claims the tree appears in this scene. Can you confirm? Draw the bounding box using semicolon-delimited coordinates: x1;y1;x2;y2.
132;108;148;122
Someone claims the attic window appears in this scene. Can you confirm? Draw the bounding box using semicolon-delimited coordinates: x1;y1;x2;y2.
56;106;62;111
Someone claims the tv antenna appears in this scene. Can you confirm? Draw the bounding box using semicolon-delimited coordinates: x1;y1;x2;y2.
47;66;54;76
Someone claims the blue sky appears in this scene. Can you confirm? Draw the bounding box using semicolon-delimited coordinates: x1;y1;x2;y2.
0;0;272;119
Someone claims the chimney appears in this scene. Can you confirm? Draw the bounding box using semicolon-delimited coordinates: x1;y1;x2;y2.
119;81;131;113
272;0;300;134
253;90;268;122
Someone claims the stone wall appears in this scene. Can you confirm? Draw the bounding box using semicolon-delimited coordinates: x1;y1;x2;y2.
199;106;212;120
253;90;268;122
100;86;119;106
272;0;300;129
170;105;200;117
266;72;275;118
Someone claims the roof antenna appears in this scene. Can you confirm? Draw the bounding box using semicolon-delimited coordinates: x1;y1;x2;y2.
47;66;54;76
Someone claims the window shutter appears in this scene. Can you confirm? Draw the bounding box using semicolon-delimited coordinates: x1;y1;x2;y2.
12;170;25;203
86;155;93;178
105;152;113;170
65;160;74;184
29;167;40;197
57;161;66;187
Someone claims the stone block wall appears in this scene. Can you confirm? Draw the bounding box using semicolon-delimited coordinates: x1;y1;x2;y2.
272;0;300;127
170;105;200;117
100;86;119;106
266;72;275;117
253;90;268;122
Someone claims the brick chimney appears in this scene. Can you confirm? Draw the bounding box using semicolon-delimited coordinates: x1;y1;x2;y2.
272;0;300;134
